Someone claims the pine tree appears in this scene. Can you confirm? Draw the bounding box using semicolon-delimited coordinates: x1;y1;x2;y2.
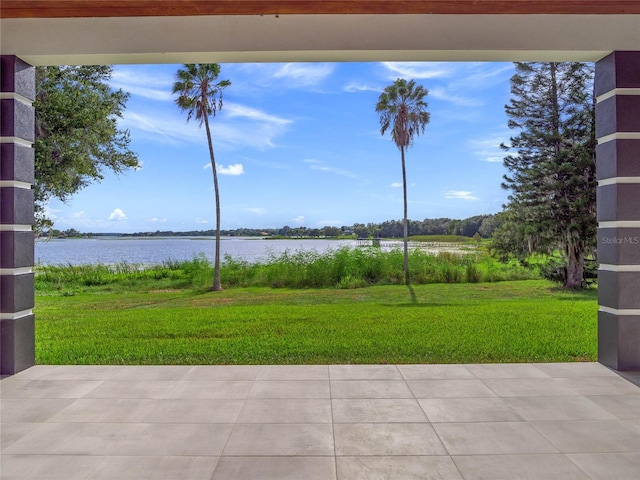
500;62;596;289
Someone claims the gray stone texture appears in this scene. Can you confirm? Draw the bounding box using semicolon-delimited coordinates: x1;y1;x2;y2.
595;51;640;97
0;56;35;100
597;184;640;222
0;230;34;269
0;273;35;313
598;228;640;265
1;56;36;376
0;187;34;225
596;95;640;138
0;58;36;377
595;51;640;372
0;98;35;142
599;311;640;370
598;270;640;310
0;143;34;183
0;315;35;375
596;139;640;180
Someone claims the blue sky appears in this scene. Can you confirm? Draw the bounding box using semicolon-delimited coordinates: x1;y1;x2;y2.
46;61;515;233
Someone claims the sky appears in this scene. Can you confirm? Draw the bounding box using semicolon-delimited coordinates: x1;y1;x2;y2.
46;61;517;233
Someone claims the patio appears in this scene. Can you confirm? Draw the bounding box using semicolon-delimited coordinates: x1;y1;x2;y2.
1;363;638;479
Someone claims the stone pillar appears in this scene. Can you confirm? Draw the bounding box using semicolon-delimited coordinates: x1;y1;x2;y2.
595;51;640;371
1;56;36;375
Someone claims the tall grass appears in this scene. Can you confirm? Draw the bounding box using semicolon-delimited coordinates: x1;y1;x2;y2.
35;247;539;293
221;247;537;289
35;255;212;293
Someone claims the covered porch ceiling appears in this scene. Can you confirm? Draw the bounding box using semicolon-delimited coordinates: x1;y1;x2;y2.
1;1;639;66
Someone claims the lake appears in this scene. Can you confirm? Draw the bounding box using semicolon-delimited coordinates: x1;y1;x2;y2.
34;237;360;265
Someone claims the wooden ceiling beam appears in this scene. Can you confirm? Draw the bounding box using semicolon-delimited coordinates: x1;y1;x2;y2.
2;0;640;18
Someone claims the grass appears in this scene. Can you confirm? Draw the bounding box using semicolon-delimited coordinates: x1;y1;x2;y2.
35;256;213;295
35;248;537;293
35;279;598;365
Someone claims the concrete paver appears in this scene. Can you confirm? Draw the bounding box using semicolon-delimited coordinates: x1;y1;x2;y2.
1;363;638;479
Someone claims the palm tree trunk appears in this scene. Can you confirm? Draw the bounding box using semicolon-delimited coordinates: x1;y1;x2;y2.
203;114;222;291
401;146;410;285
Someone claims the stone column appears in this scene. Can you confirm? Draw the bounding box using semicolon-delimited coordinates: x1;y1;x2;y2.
1;56;35;375
595;51;640;371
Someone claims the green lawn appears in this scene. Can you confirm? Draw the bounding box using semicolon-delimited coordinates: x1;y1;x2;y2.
35;280;598;365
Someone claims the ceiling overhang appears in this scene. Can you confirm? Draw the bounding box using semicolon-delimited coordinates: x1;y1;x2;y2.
1;2;639;65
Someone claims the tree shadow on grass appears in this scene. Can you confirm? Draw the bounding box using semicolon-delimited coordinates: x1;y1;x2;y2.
388;303;455;308
549;286;598;301
380;284;457;308
408;284;417;304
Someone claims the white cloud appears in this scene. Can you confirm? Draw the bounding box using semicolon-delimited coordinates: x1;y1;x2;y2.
195;218;209;224
390;182;402;188
150;217;167;222
445;190;479;201
44;204;61;221
380;63;513;107
120;105;291;150
304;159;358;180
43;205;126;231
108;208;127;221
220;104;292;149
311;164;357;179
429;87;483;107
468;132;510;163
382;62;512;89
343;81;381;93
224;103;292;127
119;111;202;145
218;164;244;175
292;215;305;224
246;207;267;215
233;63;335;90
381;62;454;80
111;67;174;101
450;63;514;90
272;63;335;87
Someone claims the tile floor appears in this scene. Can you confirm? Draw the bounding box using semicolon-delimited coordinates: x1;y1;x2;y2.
1;363;639;479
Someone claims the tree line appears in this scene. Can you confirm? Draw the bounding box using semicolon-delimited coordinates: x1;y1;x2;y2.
44;213;500;239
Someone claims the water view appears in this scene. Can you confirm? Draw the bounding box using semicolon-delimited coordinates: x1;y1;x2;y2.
35;236;359;266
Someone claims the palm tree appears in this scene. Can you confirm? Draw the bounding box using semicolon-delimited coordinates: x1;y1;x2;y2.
173;64;231;291
376;78;430;285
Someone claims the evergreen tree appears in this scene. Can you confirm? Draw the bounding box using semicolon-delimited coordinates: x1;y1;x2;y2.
500;62;596;289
